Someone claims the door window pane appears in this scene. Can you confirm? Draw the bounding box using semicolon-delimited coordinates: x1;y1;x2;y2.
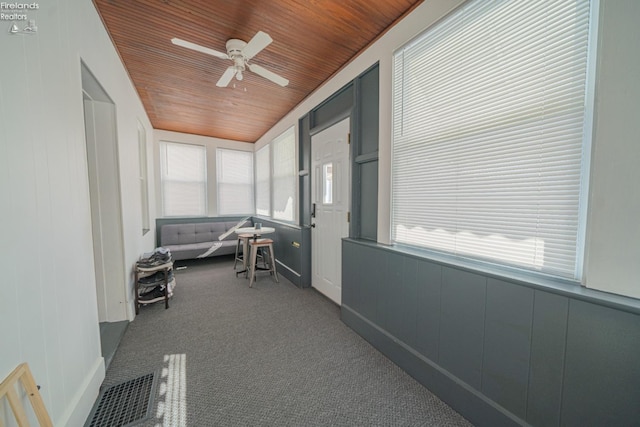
323;162;333;205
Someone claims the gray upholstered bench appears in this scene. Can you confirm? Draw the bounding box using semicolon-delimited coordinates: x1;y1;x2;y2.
160;220;252;261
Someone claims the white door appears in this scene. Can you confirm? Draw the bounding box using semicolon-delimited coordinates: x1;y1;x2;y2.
311;118;350;305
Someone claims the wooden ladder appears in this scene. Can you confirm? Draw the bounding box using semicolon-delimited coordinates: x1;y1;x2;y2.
0;363;53;427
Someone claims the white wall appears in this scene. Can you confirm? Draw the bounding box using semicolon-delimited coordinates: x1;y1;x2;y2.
584;0;640;299
0;0;155;425
154;130;253;217
256;0;640;300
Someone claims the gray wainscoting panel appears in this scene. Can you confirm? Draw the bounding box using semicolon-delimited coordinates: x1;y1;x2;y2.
300;226;311;287
341;239;358;308
251;218;304;287
373;247;390;330
385;253;418;347
271;226;301;272
527;291;568;426
560;300;640;426
359;160;378;241
439;267;487;389
482;279;534;419
376;251;398;333
354;242;381;322
415;259;442;361
341;239;640;427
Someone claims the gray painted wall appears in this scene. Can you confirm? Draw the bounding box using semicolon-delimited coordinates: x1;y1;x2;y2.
253;217;309;288
342;238;640;427
297;64;380;282
298;81;355;287
298;115;312;227
353;64;379;241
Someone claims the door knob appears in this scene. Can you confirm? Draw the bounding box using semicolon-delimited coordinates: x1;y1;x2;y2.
310;223;316;228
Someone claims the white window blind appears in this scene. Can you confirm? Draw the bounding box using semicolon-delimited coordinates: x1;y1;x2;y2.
271;127;296;221
255;145;271;216
160;142;206;217
216;148;254;215
392;0;593;279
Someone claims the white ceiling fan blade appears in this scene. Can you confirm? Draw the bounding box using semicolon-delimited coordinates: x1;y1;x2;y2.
171;38;229;59
248;63;289;87
216;66;237;87
242;31;273;60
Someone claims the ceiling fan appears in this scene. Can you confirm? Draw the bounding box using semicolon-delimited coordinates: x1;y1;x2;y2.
171;31;289;88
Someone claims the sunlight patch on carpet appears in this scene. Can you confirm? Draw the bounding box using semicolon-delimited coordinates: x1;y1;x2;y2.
155;354;187;426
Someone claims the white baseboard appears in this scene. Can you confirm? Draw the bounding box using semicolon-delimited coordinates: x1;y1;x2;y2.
56;357;105;427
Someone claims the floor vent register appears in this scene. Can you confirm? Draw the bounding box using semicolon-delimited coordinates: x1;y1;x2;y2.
85;372;157;427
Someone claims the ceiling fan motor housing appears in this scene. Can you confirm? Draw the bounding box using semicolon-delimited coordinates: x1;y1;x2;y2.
226;39;247;58
227;39;248;73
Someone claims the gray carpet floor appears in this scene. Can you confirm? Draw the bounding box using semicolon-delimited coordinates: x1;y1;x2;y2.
101;255;472;426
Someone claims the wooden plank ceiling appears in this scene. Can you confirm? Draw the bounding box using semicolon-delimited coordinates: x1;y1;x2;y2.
93;0;422;142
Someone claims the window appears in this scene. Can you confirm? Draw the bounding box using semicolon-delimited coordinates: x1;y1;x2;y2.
160;142;206;217
271;127;296;221
323;163;333;205
254;127;297;222
392;0;594;279
216;148;254;215
255;145;271;216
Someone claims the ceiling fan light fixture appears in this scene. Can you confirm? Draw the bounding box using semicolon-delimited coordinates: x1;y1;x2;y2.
236;70;243;81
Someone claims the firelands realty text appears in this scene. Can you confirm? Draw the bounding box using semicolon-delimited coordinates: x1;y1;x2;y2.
1;2;38;21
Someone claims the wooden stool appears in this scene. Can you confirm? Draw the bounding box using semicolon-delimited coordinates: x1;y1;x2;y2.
234;233;253;271
248;238;279;287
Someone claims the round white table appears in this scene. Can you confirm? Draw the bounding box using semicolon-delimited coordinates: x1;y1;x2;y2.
235;226;275;239
234;226;275;274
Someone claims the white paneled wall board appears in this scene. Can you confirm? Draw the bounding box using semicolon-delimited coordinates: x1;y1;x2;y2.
584;0;640;299
0;0;155;425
